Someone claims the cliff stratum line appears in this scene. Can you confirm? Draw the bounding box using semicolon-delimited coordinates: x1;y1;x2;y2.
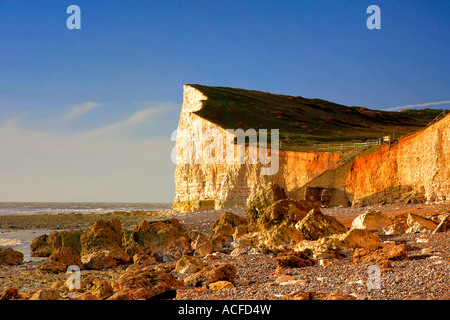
173;84;449;211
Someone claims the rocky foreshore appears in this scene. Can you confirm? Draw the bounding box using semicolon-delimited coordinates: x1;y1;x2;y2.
1;186;449;300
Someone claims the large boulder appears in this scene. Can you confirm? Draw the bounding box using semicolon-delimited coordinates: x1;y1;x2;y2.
174;255;204;274
259;224;304;254
115;267;184;300
81;218;122;255
253;199;316;232
129;218;193;259
80;218;129;269
294;236;342;259
275;252;316;269
37;246;82;274
353;242;408;263
406;213;438;233
246;183;287;226
210;212;247;248
433;213;450;233
29;289;60;300
295;208;347;240
82;247;130;270
30;230;83;257
340;229;381;250
184;263;237;287
351;210;392;232
0;248;23;265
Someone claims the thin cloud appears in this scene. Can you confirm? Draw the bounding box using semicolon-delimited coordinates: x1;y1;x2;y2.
384;100;450;111
62;101;102;121
0;103;178;202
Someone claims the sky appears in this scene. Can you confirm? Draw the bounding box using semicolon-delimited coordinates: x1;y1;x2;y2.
0;0;449;202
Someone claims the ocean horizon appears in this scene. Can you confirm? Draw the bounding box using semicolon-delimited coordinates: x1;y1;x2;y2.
0;202;173;216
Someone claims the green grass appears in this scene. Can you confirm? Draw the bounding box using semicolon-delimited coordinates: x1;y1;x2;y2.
188;84;448;150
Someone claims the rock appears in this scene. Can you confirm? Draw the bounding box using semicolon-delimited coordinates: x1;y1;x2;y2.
30;234;52;257
383;221;408;235
194;242;215;257
252;199;316;232
340;229;381;250
31;230;83;257
37;246;82;274
231;232;260;248
406;213;438;233
294;237;342;259
212;212;247;233
29;289;60;300
174;255;204;274
295;208;347;240
115;267;184;300
378;259;392;269
230;247;247;257
351;210;392;232
433;213;450;233
208;280;234;291
259;224;304;254
130;218;192;259
81;218;122;256
0;287;21;300
275;252;316;268
353;243;408;263
0;248;23;265
275;275;295;284
184;263;237;287
282;290;356;300
82;247;130;270
91;280;114;300
246;182;287;226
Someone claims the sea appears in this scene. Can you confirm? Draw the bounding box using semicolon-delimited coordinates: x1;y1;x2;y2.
0;202;172;261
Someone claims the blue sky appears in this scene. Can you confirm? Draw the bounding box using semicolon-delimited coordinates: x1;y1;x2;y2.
0;0;449;202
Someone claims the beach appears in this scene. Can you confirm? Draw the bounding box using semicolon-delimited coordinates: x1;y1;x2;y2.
1;202;449;300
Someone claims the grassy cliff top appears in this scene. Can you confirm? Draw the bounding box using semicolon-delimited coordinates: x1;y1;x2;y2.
188;84;447;145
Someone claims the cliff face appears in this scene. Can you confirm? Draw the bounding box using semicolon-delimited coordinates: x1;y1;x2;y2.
173;85;340;211
173;85;450;211
346;114;450;203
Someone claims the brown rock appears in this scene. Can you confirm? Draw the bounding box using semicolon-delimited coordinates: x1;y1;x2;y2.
340;229;381;250
0;287;21;300
260;224;305;254
246;182;287;226
351;210;392;232
184;263;237;287
37;246;82;274
0;247;23;265
406;213;438;233
91;280;114;300
295;208;347;240
208;280;234;291
174;255;204;274
29;289;60;300
282;290;356;300
353;243;408;263
194;242;215;257
81;218;122;256
82;247;129;270
115;267;184;300
130;218;192;259
275;252;316;269
253;199;316;232
433;213;450;233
